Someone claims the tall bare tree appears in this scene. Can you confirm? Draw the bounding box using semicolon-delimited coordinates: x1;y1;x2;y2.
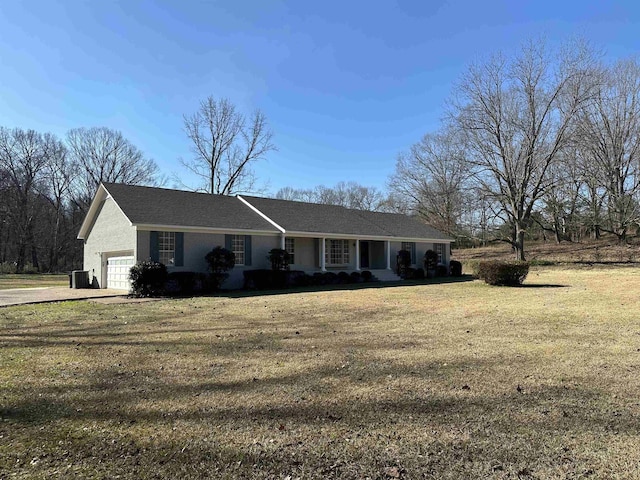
388;128;470;237
181;97;275;195
42;139;75;271
451;39;599;260
575;58;640;242
0;128;53;271
66;126;158;207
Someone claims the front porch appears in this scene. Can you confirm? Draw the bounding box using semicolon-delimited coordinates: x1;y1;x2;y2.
280;236;395;273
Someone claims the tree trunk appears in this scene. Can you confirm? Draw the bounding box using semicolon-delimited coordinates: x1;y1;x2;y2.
514;229;526;261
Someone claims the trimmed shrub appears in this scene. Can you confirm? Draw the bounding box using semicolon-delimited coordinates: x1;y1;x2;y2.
244;269;275;290
242;269;378;291
449;260;463;277
477;260;529;286
267;248;291;271
243;269;306;290
205;246;235;290
436;265;448;277
412;267;425;280
323;272;339;285
337;271;351;284
361;270;373;282
423;250;439;278
129;260;168;297
165;271;211;295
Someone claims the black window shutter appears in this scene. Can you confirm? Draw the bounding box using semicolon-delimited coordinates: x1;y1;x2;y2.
411;243;416;265
175;232;184;267
150;231;159;262
244;235;252;266
225;234;232;251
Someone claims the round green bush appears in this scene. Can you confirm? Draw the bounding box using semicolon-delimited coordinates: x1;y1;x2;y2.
128;260;168;297
477;260;529;286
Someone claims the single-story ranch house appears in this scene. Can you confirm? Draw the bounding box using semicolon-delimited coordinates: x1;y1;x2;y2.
78;183;453;290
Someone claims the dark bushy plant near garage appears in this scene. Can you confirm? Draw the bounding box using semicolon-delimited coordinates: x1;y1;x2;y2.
477;260;529;286
129;260;168;297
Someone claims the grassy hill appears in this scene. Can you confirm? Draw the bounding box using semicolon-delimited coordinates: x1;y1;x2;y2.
452;235;640;265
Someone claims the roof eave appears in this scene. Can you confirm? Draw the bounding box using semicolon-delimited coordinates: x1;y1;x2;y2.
133;224;280;236
77;183;134;240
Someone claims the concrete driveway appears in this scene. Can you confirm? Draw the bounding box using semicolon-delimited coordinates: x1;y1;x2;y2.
0;287;127;307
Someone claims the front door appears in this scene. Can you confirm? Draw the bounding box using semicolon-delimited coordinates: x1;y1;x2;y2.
360;241;370;269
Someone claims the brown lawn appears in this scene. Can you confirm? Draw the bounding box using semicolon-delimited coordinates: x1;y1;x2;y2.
0;274;69;290
1;267;640;479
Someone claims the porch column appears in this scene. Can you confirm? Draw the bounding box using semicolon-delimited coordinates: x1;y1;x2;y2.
321;238;326;272
386;240;391;270
280;234;285;250
355;239;361;271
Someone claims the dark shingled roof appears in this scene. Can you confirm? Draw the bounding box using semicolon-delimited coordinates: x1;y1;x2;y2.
102;183;279;232
240;195;452;240
100;183;452;241
239;195;391;237
351;209;452;241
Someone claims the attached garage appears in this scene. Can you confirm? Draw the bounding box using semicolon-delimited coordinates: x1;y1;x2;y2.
106;255;135;290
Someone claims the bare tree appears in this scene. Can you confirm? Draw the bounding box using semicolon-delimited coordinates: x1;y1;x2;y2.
66;127;158;207
451;39;599;260
0;128;52;271
575;58;640;242
181;97;275;195
42;139;75;271
274;181;386;211
388;128;470;237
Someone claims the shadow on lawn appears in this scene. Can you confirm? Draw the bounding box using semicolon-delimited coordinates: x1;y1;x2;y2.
3;353;629;435
3;351;634;478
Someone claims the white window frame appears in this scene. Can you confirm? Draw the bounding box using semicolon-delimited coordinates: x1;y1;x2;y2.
285;237;295;265
434;243;445;264
232;235;245;266
325;239;350;266
159;232;175;266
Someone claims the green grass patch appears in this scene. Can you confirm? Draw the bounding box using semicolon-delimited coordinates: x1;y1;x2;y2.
0;274;69;290
1;267;640;478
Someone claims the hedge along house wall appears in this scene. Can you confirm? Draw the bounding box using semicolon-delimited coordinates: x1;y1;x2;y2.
137;230;281;289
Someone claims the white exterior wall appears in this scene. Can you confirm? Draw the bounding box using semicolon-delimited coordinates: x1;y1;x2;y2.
136;230;280;289
289;237;315;269
83;197;136;288
391;241;450;270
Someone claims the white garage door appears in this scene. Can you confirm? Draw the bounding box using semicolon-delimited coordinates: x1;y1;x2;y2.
107;256;135;290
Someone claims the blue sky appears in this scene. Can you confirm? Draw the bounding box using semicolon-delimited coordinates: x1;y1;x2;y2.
1;1;638;194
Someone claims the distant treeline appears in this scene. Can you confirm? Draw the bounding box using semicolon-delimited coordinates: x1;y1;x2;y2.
0;126;158;273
